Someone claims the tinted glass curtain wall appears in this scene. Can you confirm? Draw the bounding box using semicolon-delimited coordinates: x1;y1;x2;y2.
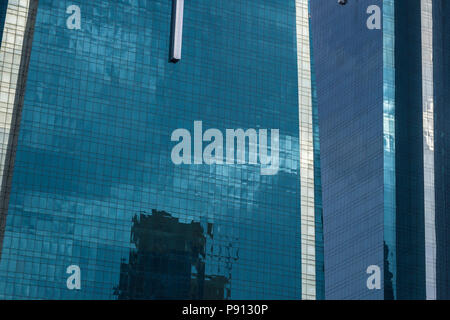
0;0;324;299
0;1;9;44
311;0;450;300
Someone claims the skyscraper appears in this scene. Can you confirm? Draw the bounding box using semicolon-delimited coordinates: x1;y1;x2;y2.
0;0;323;300
311;0;449;299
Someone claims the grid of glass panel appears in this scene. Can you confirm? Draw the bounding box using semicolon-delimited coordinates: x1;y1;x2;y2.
0;0;9;44
311;0;385;300
420;0;437;300
382;0;397;300
433;0;450;300
0;0;35;256
296;0;317;301
309;11;325;301
0;0;313;299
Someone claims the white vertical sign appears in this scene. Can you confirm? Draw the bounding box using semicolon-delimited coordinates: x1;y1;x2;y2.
170;0;184;62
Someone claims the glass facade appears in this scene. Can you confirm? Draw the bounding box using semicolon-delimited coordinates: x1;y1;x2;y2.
312;0;450;300
383;0;396;300
420;0;436;300
0;0;324;300
311;0;385;300
394;0;425;300
295;0;321;300
0;1;9;44
433;0;450;300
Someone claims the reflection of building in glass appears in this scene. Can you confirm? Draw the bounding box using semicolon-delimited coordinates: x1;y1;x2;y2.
114;210;232;300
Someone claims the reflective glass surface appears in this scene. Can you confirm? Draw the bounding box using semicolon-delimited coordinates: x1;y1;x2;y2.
0;0;306;299
433;0;450;300
393;0;425;300
311;0;448;300
311;0;385;299
0;0;8;44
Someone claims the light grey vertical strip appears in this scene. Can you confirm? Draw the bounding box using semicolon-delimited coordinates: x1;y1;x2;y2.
0;0;38;255
296;0;316;300
421;0;436;300
170;0;184;62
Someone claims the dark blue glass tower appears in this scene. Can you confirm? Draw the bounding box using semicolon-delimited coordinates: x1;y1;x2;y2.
311;0;450;300
433;0;450;300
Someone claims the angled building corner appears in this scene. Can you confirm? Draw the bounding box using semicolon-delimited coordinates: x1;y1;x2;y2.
296;0;324;300
0;0;39;257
